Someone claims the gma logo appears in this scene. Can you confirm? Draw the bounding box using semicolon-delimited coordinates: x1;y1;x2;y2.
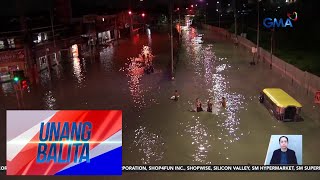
263;18;293;28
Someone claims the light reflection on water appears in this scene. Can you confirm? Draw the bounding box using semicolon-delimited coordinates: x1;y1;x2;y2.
211;55;246;161
43;90;57;110
39;70;51;87
185;116;212;164
100;45;115;71
123;44;165;164
128;73;146;110
133;126;164;164
120;45;156;111
183;27;246;162
72;57;86;88
203;46;214;91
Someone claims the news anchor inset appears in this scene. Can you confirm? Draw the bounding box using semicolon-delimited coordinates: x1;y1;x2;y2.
270;136;297;165
264;135;302;165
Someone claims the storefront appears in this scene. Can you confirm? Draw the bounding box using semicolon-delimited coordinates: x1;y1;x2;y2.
0;49;25;83
37;56;48;71
98;31;112;45
35;46;64;72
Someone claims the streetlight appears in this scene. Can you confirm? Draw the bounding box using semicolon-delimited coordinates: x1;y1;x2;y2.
217;1;221;28
169;2;174;79
175;7;181;43
201;1;209;24
257;0;262;62
141;13;146;32
128;10;133;36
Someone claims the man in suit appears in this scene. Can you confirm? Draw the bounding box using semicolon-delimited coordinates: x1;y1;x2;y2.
270;136;298;165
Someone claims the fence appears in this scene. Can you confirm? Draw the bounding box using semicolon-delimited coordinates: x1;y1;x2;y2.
202;24;320;98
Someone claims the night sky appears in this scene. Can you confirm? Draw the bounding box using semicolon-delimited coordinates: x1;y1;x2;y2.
0;0;51;16
0;0;188;17
0;0;189;31
71;0;187;17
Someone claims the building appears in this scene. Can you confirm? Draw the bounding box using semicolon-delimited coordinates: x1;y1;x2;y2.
0;1;137;83
81;11;143;46
82;14;120;46
0;0;82;83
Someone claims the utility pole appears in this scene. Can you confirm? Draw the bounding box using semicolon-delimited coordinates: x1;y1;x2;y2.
46;47;52;79
129;11;133;36
50;8;56;50
170;2;174;79
235;8;237;40
219;12;221;28
178;10;181;42
17;0;36;84
256;0;261;61
217;1;221;27
50;5;57;66
205;4;207;24
270;28;274;69
115;16;119;43
233;0;238;44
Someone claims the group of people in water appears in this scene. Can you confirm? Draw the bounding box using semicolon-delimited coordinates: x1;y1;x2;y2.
170;90;227;112
140;53;154;74
139;53;153;65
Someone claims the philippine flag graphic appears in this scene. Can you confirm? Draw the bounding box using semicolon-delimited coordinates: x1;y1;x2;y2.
6;110;122;175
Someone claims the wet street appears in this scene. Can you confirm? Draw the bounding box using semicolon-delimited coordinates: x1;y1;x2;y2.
1;26;320;180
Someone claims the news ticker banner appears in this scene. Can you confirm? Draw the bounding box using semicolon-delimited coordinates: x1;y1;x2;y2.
2;165;320;173
122;165;320;172
6;110;122;176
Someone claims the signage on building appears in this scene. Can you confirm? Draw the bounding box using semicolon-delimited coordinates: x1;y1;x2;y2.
0;49;25;64
0;67;8;73
315;91;320;104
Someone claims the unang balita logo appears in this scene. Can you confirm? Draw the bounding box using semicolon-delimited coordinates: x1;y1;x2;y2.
263;11;298;28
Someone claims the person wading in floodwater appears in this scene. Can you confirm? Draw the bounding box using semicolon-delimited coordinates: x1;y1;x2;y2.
196;98;203;112
170;90;179;101
207;97;213;112
221;97;227;108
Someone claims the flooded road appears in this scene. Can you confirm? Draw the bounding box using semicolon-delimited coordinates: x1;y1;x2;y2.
1;27;320;180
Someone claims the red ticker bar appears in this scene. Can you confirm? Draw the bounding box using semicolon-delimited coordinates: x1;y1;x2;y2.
122;165;320;172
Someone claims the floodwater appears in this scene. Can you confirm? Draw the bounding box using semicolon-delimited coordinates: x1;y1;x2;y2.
1;27;320;180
